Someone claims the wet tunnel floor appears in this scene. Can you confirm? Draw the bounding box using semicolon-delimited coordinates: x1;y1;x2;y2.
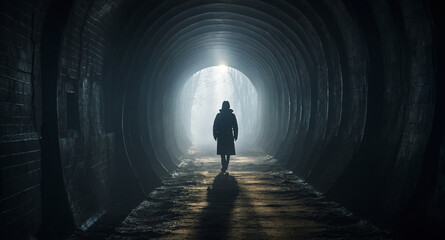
72;146;391;239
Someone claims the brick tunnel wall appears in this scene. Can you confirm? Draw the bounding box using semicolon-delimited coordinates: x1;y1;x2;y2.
0;0;47;237
0;0;127;238
56;0;118;227
0;0;444;239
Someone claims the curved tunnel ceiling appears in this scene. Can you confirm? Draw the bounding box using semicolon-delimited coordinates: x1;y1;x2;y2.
115;0;360;173
94;0;435;232
118;0;340;157
2;0;443;238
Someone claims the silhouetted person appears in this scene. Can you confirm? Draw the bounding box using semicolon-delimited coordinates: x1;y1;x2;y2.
213;101;238;173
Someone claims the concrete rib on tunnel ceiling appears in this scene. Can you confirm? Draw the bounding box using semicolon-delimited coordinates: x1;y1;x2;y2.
2;0;440;238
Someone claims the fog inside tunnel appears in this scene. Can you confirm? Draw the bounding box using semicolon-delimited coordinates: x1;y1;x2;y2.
179;66;259;146
2;0;445;238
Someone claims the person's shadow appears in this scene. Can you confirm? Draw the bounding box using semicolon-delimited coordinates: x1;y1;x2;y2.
195;173;239;239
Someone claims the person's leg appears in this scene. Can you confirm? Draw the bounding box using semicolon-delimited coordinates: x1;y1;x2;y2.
220;155;225;172
226;155;230;169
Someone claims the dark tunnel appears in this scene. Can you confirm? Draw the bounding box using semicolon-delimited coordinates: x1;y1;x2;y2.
1;0;444;239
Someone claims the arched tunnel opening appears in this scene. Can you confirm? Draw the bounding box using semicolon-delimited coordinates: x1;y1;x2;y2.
179;66;259;147
1;0;444;239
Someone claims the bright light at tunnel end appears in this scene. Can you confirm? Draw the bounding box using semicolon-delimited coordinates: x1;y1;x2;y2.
178;65;259;149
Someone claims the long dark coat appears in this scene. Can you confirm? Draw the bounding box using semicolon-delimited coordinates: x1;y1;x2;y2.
213;109;238;155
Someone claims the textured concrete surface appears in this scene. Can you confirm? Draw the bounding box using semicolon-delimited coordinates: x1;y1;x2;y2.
2;1;443;238
71;146;391;239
